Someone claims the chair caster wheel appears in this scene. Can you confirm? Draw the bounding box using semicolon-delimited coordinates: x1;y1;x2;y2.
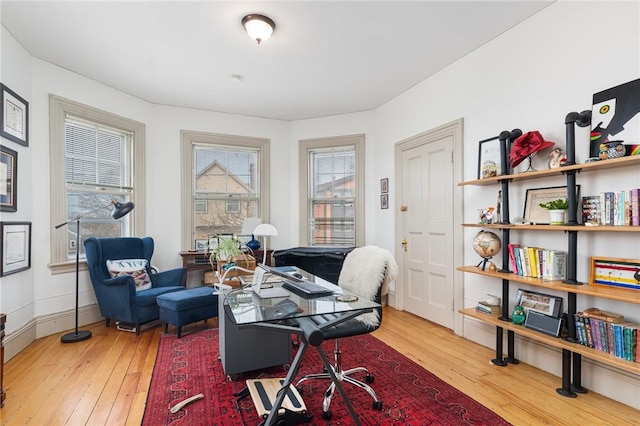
373;401;383;410
365;374;375;383
322;410;332;420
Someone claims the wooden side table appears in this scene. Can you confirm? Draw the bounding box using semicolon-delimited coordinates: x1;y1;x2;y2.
1;313;5;407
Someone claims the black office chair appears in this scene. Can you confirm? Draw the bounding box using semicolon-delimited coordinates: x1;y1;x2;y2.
295;245;398;420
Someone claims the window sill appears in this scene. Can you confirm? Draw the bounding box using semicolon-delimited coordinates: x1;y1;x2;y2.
49;260;88;275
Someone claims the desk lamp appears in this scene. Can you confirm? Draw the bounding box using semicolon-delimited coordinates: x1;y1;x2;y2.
252;223;278;264
54;199;135;343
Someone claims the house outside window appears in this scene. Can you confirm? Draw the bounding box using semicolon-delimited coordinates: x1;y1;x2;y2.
181;131;270;250
49;95;145;273
299;134;364;246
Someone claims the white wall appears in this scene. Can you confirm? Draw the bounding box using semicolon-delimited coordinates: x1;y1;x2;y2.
375;1;639;408
1;0;638;408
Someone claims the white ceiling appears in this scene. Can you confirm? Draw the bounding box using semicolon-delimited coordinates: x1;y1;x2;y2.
1;1;553;121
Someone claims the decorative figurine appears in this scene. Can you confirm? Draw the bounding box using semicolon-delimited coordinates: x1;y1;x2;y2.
548;147;566;169
496;190;502;223
512;305;526;325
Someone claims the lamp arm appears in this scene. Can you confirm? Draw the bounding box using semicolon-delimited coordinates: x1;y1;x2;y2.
54;199;125;229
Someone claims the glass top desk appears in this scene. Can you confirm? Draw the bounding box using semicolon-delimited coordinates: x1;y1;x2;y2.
222;266;380;426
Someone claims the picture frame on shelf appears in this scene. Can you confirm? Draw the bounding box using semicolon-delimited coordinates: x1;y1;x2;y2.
380;193;388;209
523;185;580;225
477;135;502;179
380;178;388;194
194;239;208;252
589;256;640;291
0;145;17;212
515;289;563;318
1;221;31;276
1;84;29;147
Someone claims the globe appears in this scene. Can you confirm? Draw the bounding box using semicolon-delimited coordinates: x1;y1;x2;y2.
473;230;501;260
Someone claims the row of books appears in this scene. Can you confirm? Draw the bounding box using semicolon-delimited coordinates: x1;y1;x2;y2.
581;189;640;226
574;308;639;363
476;301;501;315
507;244;566;280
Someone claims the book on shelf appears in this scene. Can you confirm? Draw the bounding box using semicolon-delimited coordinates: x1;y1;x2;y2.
632;188;640;226
581;195;602;226
476;301;501;315
581;307;624;323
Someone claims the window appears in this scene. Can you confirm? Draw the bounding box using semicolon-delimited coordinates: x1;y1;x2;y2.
299;135;364;246
49;95;145;273
181;131;270;250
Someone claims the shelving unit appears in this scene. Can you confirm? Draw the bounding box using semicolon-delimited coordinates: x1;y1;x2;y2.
458;143;640;397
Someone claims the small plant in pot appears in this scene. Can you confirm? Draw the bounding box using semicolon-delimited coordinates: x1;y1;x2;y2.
207;235;254;282
539;198;569;225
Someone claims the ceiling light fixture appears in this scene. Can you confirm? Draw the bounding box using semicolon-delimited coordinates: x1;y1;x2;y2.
242;14;275;45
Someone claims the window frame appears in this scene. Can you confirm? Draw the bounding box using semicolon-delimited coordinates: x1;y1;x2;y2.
181;130;270;251
49;95;146;274
299;134;365;246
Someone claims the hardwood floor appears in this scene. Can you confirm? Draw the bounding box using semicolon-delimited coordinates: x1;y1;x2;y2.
2;308;638;425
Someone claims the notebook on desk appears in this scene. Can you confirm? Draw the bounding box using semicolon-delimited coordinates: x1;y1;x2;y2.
251;265;290;298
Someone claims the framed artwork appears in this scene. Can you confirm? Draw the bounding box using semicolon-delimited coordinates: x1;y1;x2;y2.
380;178;389;194
1;221;31;276
477;136;502;179
0;144;17;212
194;239;208;251
515;289;563;318
1;84;29;147
590;78;640;158
380;194;389;209
589;256;640;291
523;185;580;225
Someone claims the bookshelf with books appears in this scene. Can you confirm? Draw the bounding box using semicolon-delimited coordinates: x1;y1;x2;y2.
458;141;640;397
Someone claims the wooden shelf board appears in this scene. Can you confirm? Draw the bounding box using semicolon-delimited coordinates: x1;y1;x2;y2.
462;223;640;232
458;155;640;186
459;307;640;375
457;265;640;304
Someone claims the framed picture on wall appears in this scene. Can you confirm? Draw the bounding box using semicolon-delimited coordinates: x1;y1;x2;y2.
1;84;29;147
0;145;17;212
1;221;32;276
380;178;389;194
380;194;389;209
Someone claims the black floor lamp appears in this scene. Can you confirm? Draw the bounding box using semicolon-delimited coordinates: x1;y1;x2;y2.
55;199;135;343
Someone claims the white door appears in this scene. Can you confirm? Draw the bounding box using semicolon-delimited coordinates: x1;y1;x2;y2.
396;121;460;329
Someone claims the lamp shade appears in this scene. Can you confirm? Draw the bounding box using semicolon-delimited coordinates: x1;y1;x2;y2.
253;223;278;237
242;14;275;44
242;217;262;235
111;200;135;219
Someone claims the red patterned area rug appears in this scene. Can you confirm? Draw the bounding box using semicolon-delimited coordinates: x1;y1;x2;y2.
143;329;510;425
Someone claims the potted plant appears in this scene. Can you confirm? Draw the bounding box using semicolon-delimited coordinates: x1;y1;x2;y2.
207;235;255;285
538;198;569;225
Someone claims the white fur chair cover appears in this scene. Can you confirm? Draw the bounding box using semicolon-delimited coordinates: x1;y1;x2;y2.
338;246;398;328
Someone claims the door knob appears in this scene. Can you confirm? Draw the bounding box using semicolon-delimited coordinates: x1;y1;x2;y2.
401;238;408;252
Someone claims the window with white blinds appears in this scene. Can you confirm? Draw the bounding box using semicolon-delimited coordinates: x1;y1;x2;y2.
299;135;364;247
49;95;145;272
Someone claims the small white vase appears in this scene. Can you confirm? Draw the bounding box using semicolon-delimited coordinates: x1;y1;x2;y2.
549;209;566;225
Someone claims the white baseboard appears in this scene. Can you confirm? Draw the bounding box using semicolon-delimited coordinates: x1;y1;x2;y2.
4;305;103;361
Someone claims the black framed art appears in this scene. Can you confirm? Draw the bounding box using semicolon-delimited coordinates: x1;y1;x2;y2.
0;145;17;212
1;84;29;147
477;136;502;179
1;221;32;276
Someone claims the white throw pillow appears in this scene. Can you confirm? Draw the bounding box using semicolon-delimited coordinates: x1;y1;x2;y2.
106;259;152;291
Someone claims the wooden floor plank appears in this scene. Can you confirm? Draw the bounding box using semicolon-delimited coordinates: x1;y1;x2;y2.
1;307;638;425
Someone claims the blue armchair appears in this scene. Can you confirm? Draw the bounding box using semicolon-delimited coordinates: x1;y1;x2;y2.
84;237;186;334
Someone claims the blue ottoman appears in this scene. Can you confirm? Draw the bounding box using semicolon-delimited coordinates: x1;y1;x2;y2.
156;286;218;338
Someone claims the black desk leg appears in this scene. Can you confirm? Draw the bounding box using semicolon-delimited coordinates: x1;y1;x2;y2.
556;349;577;398
263;339;309;426
491;326;507;366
